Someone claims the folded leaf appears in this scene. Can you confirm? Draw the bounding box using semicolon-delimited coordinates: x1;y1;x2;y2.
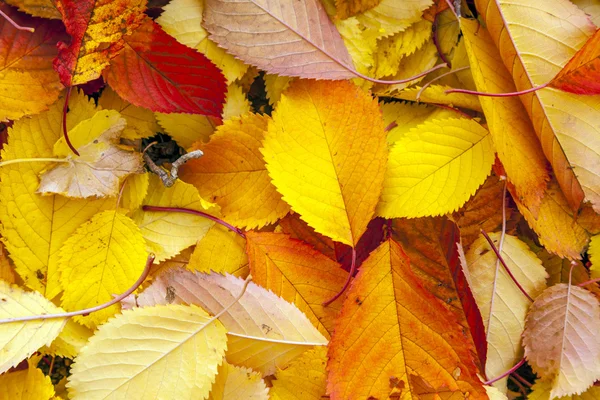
327;239;486;399
523;284;600;398
203;0;355;79
53;0;146;86
67;304;228;400
103;16;226;116
208;362;268;400
270;346;328;400
550;29;600;95
0;357;56;400
0;281;67;374
137;270;328;375
262;80;387;246
180;113;290;229
377;118;494;218
0;4;65;121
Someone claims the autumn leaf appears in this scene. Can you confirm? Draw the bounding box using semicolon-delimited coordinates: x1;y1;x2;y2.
208;362;269;400
3;0;60;19
529;381;600;400
53;0;146;87
327;239;486;399
189;224;248;277
103;16;226;117
355;0;433;41
523;284;600;398
335;0;381;19
0;357;56;400
262;79;387;246
44;319;92;359
270;346;328;400
381;101;456;144
0;4;66;121
393;84;483;112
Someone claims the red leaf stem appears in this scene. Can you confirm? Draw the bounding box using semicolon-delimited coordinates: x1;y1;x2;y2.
484;358;525;385
323;247;357;306
445;82;549;97
61;86;79;156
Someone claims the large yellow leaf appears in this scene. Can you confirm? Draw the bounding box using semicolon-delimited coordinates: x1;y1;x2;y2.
0;92;112;298
523;284;600;398
57;210;147;327
461;19;548;214
477;0;600;212
136;269;328;376
131;175;218;262
0;358;55;400
262;80;387;246
180;113;290;229
208;362;269;400
465;233;548;392
381;102;457;144
189;224;248;277
270;346;328;400
377;118;495;218
327;239;486;399
0;281;67;373
67;304;228;400
98;87;160;140
245;231;347;338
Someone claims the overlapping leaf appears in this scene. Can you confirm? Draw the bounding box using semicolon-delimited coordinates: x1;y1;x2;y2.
0;358;56;400
270;346;328;400
550;29;600;94
3;0;61;19
189;224;248;277
208;362;268;400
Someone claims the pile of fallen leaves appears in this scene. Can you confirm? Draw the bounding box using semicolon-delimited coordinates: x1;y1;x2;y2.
1;0;600;399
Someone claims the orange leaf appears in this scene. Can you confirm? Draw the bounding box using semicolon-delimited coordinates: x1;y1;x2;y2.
278;213;336;261
327;239;486;399
550;29;600;95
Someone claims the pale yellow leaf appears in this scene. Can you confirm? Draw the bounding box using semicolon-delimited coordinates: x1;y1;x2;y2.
156;112;217;149
0;281;67;373
529;381;600;400
0;359;55;400
356;0;433;40
120;172;150;212
572;0;600;26
333;15;376;86
44;319;92;359
270;346;328;400
223;84;251;121
208;362;269;400
465;233;548;392
523;284;600;398
381;102;458;144
131;175;218;261
98;87;160;140
67;304;228;400
264;75;293;107
137;269;328;376
392;84;483;112
189;224;248;277
377;118;495;218
485;385;509;400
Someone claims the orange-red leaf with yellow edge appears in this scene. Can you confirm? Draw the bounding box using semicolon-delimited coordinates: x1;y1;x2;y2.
262;79;387;246
103;16;226;117
246;231;347;338
0;4;66;121
53;0;146;87
550;29;600;95
327;239;486;400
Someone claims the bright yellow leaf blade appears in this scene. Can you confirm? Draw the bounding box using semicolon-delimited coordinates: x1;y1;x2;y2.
588;234;600;278
58;210;147;327
270;346;328;400
67;304;228;400
355;0;432;40
0;359;56;400
461;19;548;214
189;224;248;277
262;80;387;246
477;0;600;211
0;92;113;298
180;113;290;229
137;270;328;376
120;172;150;212
44;319;93;359
392;84;483;112
465;233;548;392
98;87;160;140
523;284;600;398
381;102;457;144
377;118;495;218
208;362;269;400
131;175;218;262
0;281;67;373
156;112;217;149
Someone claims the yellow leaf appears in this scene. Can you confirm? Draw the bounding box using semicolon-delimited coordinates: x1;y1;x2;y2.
523;284;600;398
589;234;600;278
0;242;17;284
356;0;432;40
377;118;495;218
0;358;55;400
131;175;218;261
335;0;381;19
222;84;251;121
137;270;328;375
270;346;328;400
156;0;248;84
156;112;217;149
180;113;289;229
0;281;67;373
3;0;60;19
208;362;269;400
189;224;248;277
67;304;228;400
0;92;112;298
485;385;509;400
98;87;160;140
58;210;147;327
572;0;600;26
529;381;600;400
465;233;548;392
262;80;387;246
120;172;150;212
381;102;457;144
38;110;144;199
44;319;92;359
264;75;293;107
333;15;376;87
392;84;483;112
148;247;194;282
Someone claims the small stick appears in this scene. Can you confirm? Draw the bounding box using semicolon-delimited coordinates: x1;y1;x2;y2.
62;87;80;156
143;150;203;187
0;9;35;32
446;82;549;97
484;358;525;385
323;247;357;306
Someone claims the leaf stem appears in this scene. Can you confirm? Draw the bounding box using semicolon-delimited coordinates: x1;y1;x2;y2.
323;247;356;306
578;277;600;287
0;254;155;324
355;63;448;85
481;229;534;302
416;66;471;101
141;205;246;238
0;9;35;32
62;87;80;156
0;158;69;167
445;82;549;97
433;13;451;67
484;358;525;385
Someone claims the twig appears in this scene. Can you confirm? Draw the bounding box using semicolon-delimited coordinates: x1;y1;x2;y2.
355;63;448;85
0;254;155;324
323;247;357;306
445;82;549;97
578;277;600;287
484;358;525;385
142;206;246;238
416;66;471;101
0;158;69;167
0;9;35;32
62;87;79;156
511;371;532;388
143;150;203;187
508;375;528;398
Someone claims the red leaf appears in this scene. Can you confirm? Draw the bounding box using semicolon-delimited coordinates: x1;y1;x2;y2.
335;218;386;273
103;16;226;117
